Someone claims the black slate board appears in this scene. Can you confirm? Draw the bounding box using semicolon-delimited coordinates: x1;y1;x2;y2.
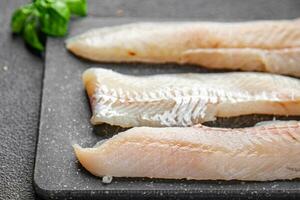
34;17;300;199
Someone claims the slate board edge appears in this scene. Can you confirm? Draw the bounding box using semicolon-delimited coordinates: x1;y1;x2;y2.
34;17;300;199
33;186;300;200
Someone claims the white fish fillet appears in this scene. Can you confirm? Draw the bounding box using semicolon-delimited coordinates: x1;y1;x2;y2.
67;19;300;76
83;68;300;127
73;121;300;181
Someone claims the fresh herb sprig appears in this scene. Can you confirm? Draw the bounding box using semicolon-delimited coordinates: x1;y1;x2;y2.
11;0;87;51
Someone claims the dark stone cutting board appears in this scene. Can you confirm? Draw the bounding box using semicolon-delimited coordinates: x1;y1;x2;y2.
34;17;300;199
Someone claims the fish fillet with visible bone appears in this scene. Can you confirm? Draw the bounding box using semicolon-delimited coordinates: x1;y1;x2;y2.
83;68;300;127
74;121;300;181
67;19;300;76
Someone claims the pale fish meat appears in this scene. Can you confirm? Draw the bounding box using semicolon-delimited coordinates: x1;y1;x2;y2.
67;19;300;76
73;121;300;181
83;68;300;127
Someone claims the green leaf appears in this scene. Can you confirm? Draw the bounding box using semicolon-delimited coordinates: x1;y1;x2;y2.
11;0;87;52
66;0;87;16
23;12;44;51
11;4;34;33
36;0;71;36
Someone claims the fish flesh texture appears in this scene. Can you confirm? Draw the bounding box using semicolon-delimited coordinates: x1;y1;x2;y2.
73;121;300;181
83;68;300;127
67;19;300;77
74;121;300;181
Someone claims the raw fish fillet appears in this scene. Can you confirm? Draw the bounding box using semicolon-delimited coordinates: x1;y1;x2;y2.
67;19;300;76
83;68;300;127
73;121;300;181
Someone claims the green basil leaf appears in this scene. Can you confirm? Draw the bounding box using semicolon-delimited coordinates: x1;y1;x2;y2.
11;4;34;33
66;0;87;16
36;0;70;36
11;0;87;52
23;12;44;51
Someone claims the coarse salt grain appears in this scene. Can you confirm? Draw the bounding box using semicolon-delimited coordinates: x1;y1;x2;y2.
102;175;113;184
